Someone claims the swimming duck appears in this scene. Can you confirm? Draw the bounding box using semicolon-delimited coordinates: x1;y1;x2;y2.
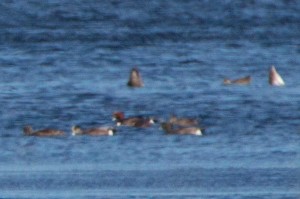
71;125;115;136
23;125;64;137
168;115;199;127
112;112;156;127
127;68;144;87
133;117;156;128
269;65;285;86
223;75;251;85
161;122;203;136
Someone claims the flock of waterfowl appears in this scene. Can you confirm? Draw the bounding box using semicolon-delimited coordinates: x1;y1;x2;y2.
23;111;204;137
23;65;285;137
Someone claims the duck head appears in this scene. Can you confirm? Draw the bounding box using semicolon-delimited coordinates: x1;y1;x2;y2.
71;125;82;136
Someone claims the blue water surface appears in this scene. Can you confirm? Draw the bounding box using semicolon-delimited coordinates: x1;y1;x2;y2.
0;1;299;198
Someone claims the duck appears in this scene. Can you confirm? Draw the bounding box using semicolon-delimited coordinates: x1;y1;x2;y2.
23;125;64;137
161;122;203;136
71;125;115;136
269;65;285;86
112;111;156;127
127;67;144;87
223;75;251;85
133;117;156;128
168;115;199;127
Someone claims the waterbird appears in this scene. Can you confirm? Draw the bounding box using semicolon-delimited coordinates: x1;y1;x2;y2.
127;67;144;87
112;111;156;127
168;114;199;127
269;65;285;86
223;75;251;85
23;125;64;137
71;125;115;136
161;122;203;136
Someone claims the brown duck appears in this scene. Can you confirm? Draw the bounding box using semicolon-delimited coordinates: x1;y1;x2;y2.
168;115;199;127
223;75;251;85
112;112;155;128
161;122;203;136
127;68;144;87
71;125;115;136
23;125;64;137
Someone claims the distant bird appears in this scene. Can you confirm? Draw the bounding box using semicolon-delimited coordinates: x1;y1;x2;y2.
223;75;251;85
133;117;157;128
161;122;203;136
127;68;144;87
71;125;115;136
23;125;64;137
168;115;199;127
269;65;285;86
112;111;156;127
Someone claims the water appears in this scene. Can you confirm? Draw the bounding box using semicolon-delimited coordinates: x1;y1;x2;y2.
0;0;300;198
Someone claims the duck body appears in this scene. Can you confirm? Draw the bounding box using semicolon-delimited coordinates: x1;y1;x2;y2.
127;68;144;87
223;75;251;85
161;122;203;136
23;126;64;137
134;118;155;128
72;126;115;136
168;115;199;127
113;112;155;128
269;65;285;86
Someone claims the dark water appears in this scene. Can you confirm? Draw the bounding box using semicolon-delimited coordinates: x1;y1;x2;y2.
0;0;300;198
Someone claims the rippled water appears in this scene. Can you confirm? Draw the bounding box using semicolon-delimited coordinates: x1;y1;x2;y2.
0;1;300;198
